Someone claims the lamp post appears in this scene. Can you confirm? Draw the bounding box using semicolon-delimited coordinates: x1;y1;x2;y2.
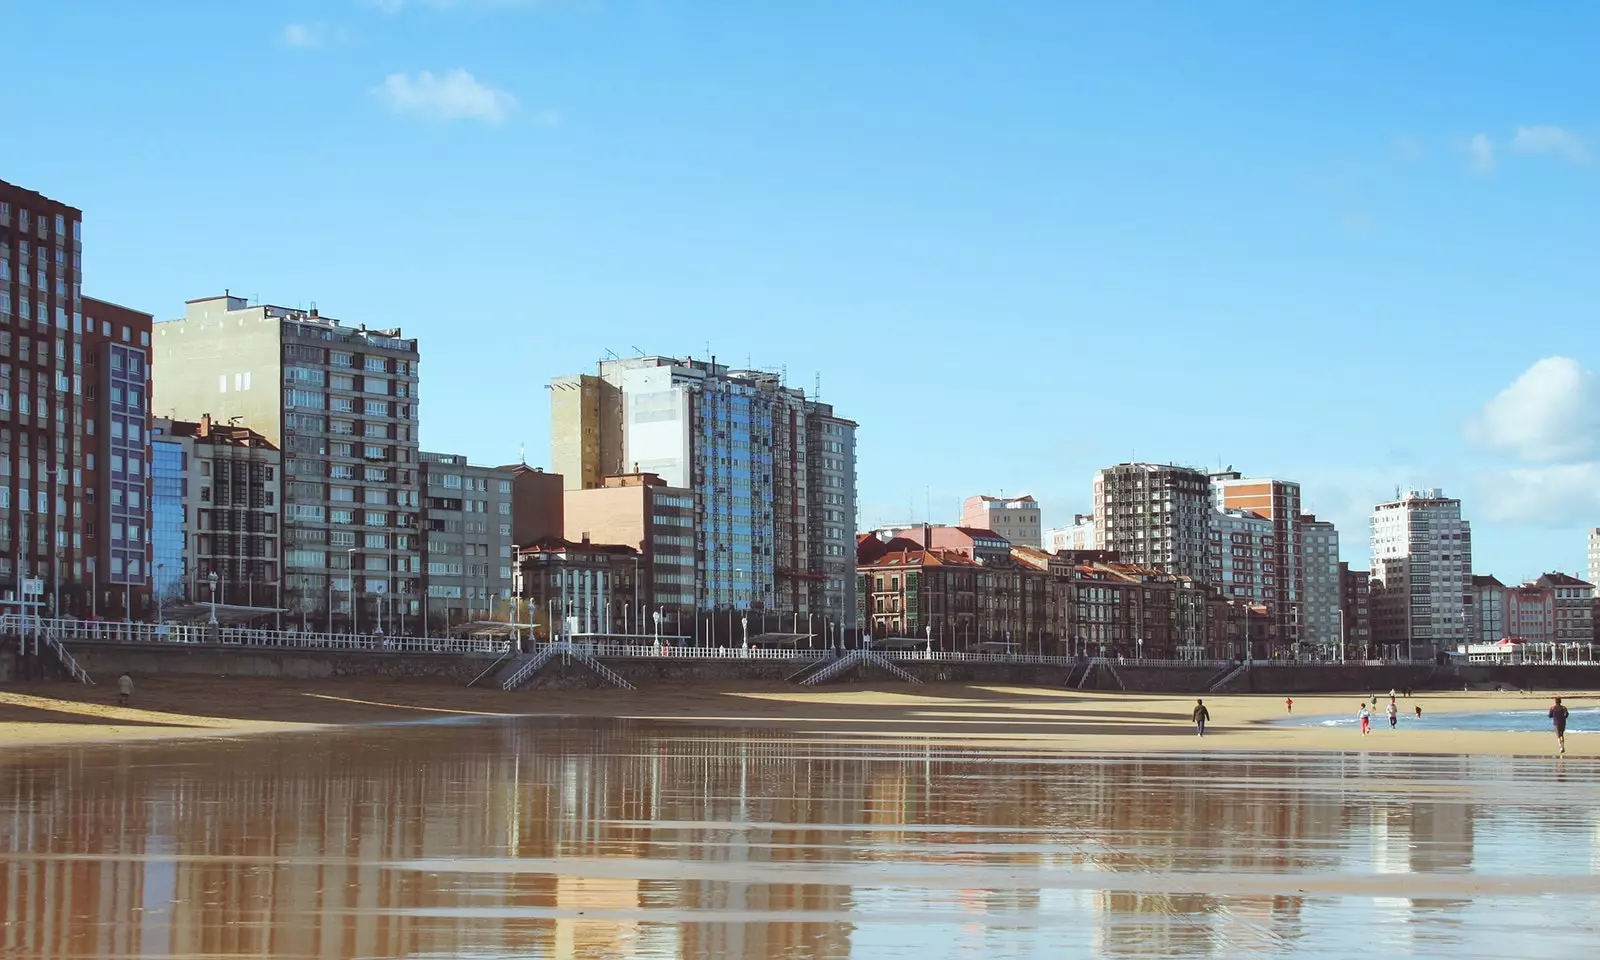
206;570;219;625
652;608;663;652
346;548;357;635
156;563;165;625
741;612;749;652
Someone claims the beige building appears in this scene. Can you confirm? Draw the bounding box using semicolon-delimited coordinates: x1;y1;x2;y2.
1211;471;1304;651
549;373;623;492
564;472;695;623
960;494;1042;548
153;295;422;629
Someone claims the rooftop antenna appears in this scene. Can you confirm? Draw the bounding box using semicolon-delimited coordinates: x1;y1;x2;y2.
814;372;821;400
519;442;527;466
604;349;620;361
631;346;645;357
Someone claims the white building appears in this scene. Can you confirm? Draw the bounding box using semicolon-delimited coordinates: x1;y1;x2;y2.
961;494;1042;548
1043;514;1097;553
1207;508;1273;602
1369;489;1472;660
1094;463;1212;580
1588;528;1600;589
1299;515;1341;659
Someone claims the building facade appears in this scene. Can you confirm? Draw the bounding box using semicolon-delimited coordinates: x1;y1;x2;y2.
1589;528;1600;589
1298;514;1341;659
513;537;640;639
1211;472;1304;651
150;415;282;615
154;295;421;629
1338;563;1372;659
1536;572;1593;644
1369;489;1472;660
83;297;154;618
1207;507;1273;603
1043;514;1097;553
960;494;1042;549
1465;574;1507;645
549;356;857;632
1092;463;1211;580
0;180;94;617
419;453;515;631
507;463;564;548
564;472;695;626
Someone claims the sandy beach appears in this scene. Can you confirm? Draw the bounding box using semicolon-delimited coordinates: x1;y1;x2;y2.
0;678;1585;756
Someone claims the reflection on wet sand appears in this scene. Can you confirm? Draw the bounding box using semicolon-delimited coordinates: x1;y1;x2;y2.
1;720;1598;959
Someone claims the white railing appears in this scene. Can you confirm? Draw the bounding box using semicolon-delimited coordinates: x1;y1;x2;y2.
43;632;93;685
559;640;832;661
800;650;867;686
502;647;560;691
1;616;509;656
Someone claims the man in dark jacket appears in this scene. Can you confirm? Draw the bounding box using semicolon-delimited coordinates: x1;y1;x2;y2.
1550;697;1570;755
1192;698;1210;738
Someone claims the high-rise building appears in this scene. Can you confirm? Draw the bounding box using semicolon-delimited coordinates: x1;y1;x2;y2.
153;295;422;629
149;415;282;614
564;472;696;624
1338;563;1372;658
960;494;1042;548
1465;575;1506;645
1298;514;1341;659
1588;529;1600;588
549;357;857;630
1535;572;1593;645
1369;488;1472;660
1092;463;1211;579
1043;513;1097;553
83;297;154;619
1207;507;1273;603
2;179;157;619
1210;472;1304;651
419;453;516;631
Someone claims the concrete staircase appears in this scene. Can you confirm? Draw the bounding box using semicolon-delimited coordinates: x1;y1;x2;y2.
798;650;922;686
1208;662;1250;692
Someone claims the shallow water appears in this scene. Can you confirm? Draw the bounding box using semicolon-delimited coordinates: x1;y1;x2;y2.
2;719;1598;959
1294;706;1596;734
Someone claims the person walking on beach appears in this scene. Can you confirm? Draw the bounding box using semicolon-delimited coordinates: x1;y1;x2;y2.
1414;704;1423;720
1387;699;1398;729
1359;702;1371;735
1285;696;1294;714
1549;697;1570;755
1192;698;1210;738
117;672;133;705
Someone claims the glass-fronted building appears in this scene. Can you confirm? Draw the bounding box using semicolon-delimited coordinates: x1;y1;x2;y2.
149;427;187;606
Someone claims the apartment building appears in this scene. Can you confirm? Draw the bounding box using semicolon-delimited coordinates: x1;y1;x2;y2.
550;356;857;629
419;453;515;631
154;295;421;629
1092;463;1211;580
1298;514;1341;658
1043;514;1097;553
1338;563;1372;658
1;179;159;618
564;472;695;625
507;463;564;548
1535;572;1593;644
857;535;981;646
1369;488;1472;659
1465;574;1507;645
149;415;282;613
961;494;1042;549
1589;529;1600;588
1207;507;1273;604
83;297;154;618
1211;472;1304;650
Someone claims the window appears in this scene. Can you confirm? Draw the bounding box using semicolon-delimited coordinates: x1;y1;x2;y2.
364;533;388;549
363;399;388;417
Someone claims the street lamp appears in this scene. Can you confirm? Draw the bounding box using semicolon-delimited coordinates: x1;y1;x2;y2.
206;570;219;625
156;563;165;625
652;607;663;652
346;548;357;635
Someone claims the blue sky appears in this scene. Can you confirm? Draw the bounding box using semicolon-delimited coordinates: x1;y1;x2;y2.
4;1;1598;582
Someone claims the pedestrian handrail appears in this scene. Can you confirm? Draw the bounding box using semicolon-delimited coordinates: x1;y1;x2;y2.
568;650;636;690
2;616;511;656
800;650;868;686
862;651;922;684
502;646;560;691
43;630;93;685
467;648;514;688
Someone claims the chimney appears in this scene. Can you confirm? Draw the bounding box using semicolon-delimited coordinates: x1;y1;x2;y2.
199;413;212;438
581;532;591;544
922;523;932;548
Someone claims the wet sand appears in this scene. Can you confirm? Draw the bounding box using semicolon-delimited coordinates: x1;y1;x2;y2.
0;678;1584;756
2;718;1597;959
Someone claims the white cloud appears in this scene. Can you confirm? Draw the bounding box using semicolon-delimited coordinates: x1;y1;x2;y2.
1509;125;1590;165
282;23;325;48
374;69;517;124
1472;464;1600;526
1467;133;1495;173
1466;357;1600;463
